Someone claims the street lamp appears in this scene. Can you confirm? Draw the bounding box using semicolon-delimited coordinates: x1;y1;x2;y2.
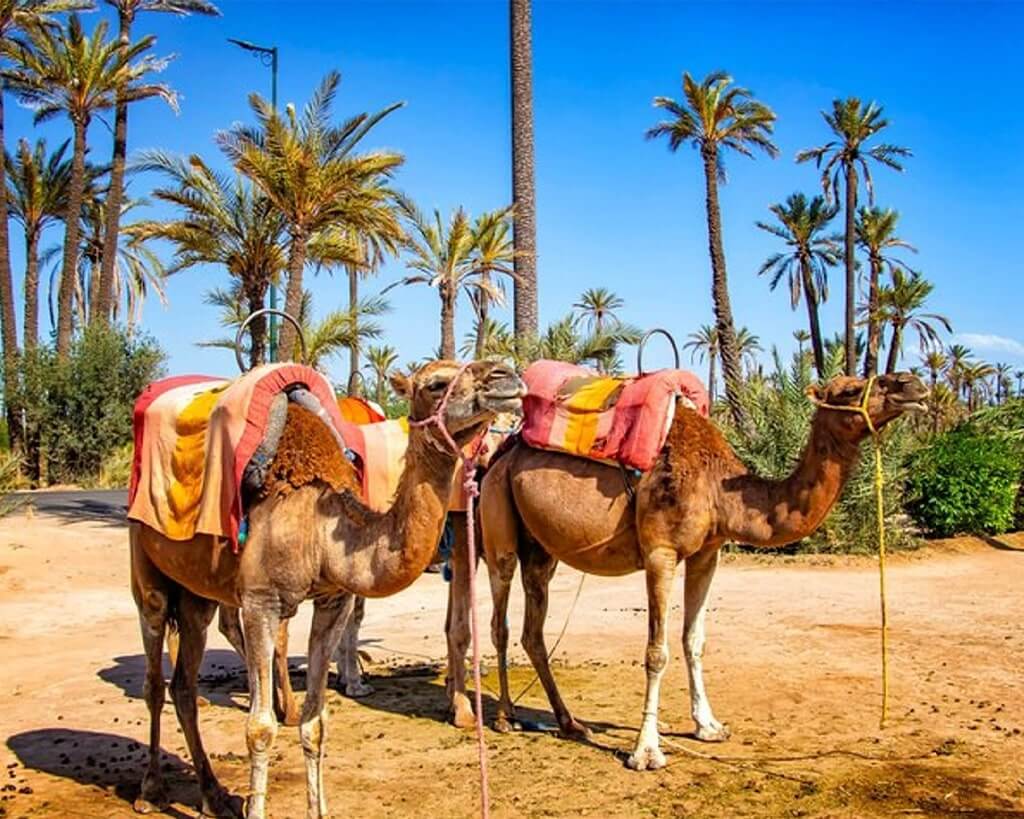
228;37;279;362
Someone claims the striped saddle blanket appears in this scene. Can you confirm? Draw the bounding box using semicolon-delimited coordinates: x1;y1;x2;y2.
520;360;709;471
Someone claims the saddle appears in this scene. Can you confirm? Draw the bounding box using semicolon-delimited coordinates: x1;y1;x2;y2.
520;360;709;471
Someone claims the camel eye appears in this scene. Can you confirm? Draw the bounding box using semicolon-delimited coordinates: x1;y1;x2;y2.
427;379;449;393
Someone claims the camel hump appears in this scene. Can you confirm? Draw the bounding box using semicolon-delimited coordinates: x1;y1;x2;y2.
263;403;362;498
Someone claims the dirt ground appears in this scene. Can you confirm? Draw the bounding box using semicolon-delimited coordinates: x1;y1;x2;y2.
1;508;1023;819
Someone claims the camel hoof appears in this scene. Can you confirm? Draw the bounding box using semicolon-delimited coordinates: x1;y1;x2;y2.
197;695;211;708
342;679;374;699
625;745;667;772
201;788;244;818
450;697;476;730
695;721;731;742
133;778;168;813
558;719;592;742
133;797;165;815
493;714;515;734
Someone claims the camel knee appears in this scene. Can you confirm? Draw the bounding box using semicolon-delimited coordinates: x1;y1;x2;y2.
142;675;165;713
299;711;327;756
247;711;278;755
645;644;669;674
521;627;546;661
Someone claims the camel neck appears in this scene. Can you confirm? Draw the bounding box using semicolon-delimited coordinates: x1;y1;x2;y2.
717;417;862;548
322;427;458;597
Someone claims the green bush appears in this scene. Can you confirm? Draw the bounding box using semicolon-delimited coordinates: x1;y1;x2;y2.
95;443;134;489
907;429;1021;537
0;449;25;517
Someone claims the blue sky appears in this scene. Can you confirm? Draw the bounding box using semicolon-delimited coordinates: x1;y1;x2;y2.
6;0;1024;381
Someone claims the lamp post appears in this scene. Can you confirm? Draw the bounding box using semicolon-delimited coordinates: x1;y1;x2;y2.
228;37;279;362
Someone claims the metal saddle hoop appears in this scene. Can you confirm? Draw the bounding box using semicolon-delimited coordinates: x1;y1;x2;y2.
636;328;680;376
234;308;308;373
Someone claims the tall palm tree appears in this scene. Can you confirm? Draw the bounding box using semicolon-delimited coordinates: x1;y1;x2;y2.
1014;370;1023;398
509;0;536;340
647;70;778;428
797;98;911;375
461;316;516;361
364;343;398;408
875;269;951;374
388;199;501;359
3;14;175;357
299;293;386;371
793;329;810;360
131;151;287;366
218;71;404;361
961;361;995;411
736;326;762;375
4;137;71;347
944;344;973;401
468;206;516;358
93;0;220;326
922;349;947;392
993;362;1012;404
684;323;718;402
573;287;624;336
855;206;915;376
0;0;91;447
755;193;838;377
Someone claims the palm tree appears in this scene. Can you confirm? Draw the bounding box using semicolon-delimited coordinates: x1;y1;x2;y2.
875;269;951;374
93;0;219;326
3;14;176;357
793;329;810;360
797;98;911;375
364;343;398;408
1014;370;1023;398
4;137;71;347
736;326;762;375
0;0;91;446
993;362;1012;404
944;344;973;400
922;349;947;392
299;293;387;371
647;70;778;428
573;287;624;336
509;0;536;340
218;71;404;361
855;207;915;376
961;361;995;411
461;317;516;361
389;199;502;359
468;206;516;358
755;193;837;377
684;323;718;402
131;151;287;366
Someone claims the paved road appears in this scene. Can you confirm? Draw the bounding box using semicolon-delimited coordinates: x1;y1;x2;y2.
10;489;127;524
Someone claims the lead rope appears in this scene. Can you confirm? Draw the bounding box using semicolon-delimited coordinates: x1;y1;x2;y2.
407;364;491;819
813;376;889;728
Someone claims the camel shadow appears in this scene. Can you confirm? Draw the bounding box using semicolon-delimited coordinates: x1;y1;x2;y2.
6;728;193;819
980;534;1024;553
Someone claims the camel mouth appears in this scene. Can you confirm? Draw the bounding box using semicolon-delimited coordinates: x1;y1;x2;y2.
482;395;524;414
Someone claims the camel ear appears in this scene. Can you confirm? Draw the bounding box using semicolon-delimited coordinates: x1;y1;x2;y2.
390;372;413;399
806;384;825;403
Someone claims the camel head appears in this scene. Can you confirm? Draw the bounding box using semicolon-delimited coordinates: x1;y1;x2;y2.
391;360;526;447
808;372;929;441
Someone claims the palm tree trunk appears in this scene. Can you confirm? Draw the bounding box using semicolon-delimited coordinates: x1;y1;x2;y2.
475;269;491;359
843;162;857;376
87;257;100;322
245;278;267;368
884;322;902;374
0;85;22;451
800;256;826;378
440;286;456;359
57;119;88;360
23;230;40;350
708;350;717;404
701;145;745;429
347;266;361;394
375;374;385;408
510;0;538;340
863;253;882;376
94;11;132;327
279;231;307;361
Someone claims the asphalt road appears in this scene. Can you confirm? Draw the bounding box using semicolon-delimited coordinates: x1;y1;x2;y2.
9;488;127;524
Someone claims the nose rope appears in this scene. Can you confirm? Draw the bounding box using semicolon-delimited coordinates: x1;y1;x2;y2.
810;375;889;728
407;362;491;818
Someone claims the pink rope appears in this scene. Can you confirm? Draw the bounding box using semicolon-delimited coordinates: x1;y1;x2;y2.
407;364;491;819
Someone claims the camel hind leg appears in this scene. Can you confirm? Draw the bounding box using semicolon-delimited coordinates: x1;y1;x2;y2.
335;595;373;698
684;548;729;741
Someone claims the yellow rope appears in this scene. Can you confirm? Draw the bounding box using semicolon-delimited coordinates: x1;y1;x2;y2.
814;376;889;728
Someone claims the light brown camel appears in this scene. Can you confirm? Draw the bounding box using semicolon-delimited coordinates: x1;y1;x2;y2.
130;360;524;819
479;372;928;771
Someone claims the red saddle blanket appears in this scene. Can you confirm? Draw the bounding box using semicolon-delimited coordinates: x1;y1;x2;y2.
520;360;709;471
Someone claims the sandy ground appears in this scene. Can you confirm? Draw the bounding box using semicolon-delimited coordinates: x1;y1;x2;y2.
1;508;1023;818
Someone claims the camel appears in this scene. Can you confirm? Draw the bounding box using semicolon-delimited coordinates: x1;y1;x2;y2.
479;372;928;771
130;359;524;819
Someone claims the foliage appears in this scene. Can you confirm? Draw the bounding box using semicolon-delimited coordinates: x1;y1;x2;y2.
11;326;164;484
907;428;1021;537
95;441;132;489
0;449;25;516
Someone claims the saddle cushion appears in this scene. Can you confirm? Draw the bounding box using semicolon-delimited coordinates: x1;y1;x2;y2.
128;364;357;547
520;360;709;471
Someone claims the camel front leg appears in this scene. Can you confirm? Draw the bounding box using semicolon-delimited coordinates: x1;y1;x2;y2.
684;548;729;741
444;517;476;728
626;547;678;771
241;598;280;819
300;594;354;819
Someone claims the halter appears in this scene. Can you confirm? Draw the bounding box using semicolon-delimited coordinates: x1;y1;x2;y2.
809;374;879;434
406;361;478;456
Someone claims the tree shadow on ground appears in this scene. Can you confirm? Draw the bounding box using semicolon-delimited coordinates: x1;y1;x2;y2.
13;491;128;527
6;728;195;819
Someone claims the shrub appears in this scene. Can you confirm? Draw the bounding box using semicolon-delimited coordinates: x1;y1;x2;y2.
0;449;25;516
907;429;1021;537
95;443;134;489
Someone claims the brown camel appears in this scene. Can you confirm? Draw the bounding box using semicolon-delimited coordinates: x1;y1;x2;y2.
130;360;524;819
479;372;928;771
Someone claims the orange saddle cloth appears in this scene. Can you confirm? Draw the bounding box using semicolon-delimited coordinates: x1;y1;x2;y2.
520;360;709;471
